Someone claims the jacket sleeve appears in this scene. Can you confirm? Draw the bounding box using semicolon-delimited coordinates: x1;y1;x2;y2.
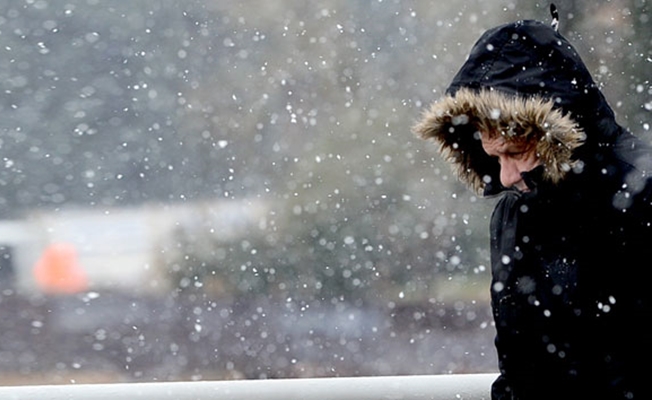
491;372;514;400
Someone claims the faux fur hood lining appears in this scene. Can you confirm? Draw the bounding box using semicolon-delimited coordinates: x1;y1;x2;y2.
413;88;586;194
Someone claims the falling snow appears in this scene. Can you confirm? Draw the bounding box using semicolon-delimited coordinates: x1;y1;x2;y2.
0;0;650;387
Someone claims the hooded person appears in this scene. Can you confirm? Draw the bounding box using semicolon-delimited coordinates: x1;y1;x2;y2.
413;6;652;400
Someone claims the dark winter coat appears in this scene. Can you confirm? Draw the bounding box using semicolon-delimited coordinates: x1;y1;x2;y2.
413;19;652;400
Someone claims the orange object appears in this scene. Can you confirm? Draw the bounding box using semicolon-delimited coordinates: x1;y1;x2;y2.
33;243;88;294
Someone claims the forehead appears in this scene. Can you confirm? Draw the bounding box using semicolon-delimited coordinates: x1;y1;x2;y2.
480;133;533;154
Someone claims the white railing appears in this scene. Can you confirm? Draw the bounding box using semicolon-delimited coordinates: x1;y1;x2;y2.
0;373;498;399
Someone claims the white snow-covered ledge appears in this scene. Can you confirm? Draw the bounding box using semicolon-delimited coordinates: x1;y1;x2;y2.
0;373;498;400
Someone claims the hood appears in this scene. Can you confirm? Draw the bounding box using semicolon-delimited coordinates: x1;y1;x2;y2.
413;87;585;194
413;19;624;195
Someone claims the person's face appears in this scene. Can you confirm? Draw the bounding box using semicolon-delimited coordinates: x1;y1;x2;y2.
480;132;540;192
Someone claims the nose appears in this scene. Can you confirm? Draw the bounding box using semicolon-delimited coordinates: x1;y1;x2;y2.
499;158;525;189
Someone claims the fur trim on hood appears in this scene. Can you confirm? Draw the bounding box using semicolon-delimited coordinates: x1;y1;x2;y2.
413;88;585;194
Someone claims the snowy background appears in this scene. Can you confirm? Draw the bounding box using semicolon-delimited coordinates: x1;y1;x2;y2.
0;0;650;385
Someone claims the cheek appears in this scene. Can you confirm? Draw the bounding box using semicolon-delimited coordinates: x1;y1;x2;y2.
518;153;540;171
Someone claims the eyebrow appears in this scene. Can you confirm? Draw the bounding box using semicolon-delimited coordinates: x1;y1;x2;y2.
501;140;533;152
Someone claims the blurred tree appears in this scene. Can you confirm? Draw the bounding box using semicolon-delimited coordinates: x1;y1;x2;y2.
622;0;651;138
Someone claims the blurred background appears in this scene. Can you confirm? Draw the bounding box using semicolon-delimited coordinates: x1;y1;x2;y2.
0;0;650;386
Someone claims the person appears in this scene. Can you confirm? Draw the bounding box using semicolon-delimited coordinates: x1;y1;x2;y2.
413;5;652;400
